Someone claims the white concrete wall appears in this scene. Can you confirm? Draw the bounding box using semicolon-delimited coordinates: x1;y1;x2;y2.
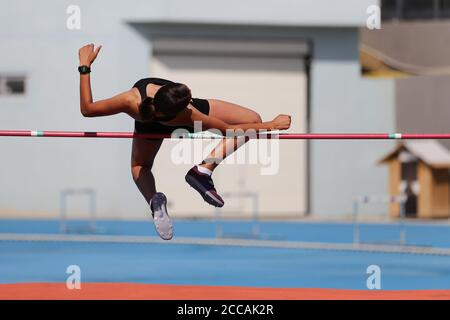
0;0;392;219
309;31;395;216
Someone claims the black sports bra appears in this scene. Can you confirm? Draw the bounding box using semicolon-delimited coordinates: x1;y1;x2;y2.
132;78;174;102
132;78;177;121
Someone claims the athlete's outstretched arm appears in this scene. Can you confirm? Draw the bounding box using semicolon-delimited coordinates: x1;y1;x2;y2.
78;44;131;117
191;110;291;135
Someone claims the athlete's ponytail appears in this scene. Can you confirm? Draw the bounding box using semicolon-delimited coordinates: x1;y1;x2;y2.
138;97;156;121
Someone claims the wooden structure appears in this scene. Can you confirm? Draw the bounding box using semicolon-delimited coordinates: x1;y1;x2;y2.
379;141;450;219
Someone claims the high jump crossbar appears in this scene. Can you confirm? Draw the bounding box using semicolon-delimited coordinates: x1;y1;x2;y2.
2;130;450;139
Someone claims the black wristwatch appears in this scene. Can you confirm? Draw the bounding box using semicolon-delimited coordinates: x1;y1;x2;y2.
78;65;91;74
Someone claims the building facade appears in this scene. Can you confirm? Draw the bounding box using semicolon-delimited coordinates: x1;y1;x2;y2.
0;0;393;219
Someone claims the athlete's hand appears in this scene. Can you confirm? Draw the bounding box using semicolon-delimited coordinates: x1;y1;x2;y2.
270;114;291;130
78;43;102;67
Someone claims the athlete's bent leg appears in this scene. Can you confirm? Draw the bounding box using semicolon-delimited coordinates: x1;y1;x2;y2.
185;99;262;207
203;99;262;170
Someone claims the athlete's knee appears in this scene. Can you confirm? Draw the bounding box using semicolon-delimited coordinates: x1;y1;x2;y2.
251;112;262;124
131;165;140;181
131;164;151;181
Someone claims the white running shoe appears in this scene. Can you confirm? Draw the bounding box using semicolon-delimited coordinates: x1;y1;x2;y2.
149;192;173;240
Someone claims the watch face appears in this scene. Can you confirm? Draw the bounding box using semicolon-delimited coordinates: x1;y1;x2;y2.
79;66;90;74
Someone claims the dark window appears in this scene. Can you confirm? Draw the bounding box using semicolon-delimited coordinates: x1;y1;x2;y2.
440;0;450;17
382;0;450;21
0;76;26;95
6;77;25;94
401;161;417;181
403;0;436;20
401;161;418;217
381;0;400;20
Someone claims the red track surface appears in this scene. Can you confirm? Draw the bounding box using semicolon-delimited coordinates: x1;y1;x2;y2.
0;283;449;300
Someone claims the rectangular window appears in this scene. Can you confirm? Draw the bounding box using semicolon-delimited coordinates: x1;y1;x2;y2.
381;0;400;21
382;0;450;21
0;75;26;96
402;0;436;20
440;0;450;18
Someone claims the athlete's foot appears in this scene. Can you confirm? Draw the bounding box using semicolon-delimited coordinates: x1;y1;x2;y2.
185;166;225;207
149;192;173;240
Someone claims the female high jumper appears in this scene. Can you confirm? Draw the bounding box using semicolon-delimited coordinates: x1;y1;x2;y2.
78;44;291;240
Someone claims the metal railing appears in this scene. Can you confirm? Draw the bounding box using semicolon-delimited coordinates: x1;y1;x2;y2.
60;188;96;234
215;191;260;239
352;194;407;246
